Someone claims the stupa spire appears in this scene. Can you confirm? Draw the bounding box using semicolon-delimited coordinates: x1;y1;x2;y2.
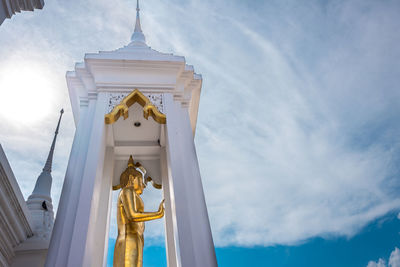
43;109;64;172
27;109;63;239
130;0;146;45
30;109;64;198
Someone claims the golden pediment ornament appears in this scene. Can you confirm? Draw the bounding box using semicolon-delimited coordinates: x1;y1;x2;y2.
105;89;166;125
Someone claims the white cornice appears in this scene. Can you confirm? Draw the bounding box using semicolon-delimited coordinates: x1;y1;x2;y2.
67;44;202;134
0;0;44;25
0;144;34;265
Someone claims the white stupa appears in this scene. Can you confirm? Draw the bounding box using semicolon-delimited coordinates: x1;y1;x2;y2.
26;109;64;240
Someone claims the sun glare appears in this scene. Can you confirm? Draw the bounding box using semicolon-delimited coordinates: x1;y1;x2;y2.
0;62;55;125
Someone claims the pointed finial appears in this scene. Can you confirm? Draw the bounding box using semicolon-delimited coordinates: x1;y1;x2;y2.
43;109;64;173
29;109;64;199
128;155;135;167
130;0;146;45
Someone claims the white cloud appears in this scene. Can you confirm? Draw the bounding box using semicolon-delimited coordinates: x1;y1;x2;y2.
367;259;386;267
192;0;400;246
0;0;399;247
390;248;400;267
366;247;400;267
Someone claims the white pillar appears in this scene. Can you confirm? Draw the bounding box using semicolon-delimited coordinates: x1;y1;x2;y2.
66;92;108;266
45;99;93;267
45;93;110;267
164;94;217;267
161;146;179;267
83;147;114;267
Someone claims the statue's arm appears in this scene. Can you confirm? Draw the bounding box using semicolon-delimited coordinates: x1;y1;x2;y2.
121;189;164;222
131;210;164;222
132;198;164;222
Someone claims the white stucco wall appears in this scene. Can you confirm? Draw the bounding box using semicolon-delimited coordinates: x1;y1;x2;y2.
0;0;44;26
0;144;34;266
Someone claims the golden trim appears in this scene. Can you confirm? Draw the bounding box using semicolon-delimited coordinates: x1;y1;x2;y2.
105;89;166;125
113;177;162;190
145;176;162;189
112;184;121;190
112;156;162;191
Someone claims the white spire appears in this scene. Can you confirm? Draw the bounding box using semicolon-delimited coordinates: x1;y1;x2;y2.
27;109;63;240
130;0;146;45
43;109;63;173
30;109;64;199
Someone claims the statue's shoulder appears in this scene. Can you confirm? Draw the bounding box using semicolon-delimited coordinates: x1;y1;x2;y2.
124;186;134;191
120;187;133;196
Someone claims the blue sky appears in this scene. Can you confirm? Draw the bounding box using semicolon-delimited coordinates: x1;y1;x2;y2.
0;0;400;266
106;213;400;267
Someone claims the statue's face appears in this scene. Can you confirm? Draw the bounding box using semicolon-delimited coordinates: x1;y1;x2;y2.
133;177;144;195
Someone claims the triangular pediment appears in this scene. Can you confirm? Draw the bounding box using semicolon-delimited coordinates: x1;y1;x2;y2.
105;89;166;125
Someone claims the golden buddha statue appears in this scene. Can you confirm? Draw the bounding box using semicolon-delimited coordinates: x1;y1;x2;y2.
113;155;164;267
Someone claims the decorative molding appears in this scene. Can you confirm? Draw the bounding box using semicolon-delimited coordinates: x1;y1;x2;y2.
0;149;33;238
79;97;89;107
145;93;164;114
105;89;166;124
107;91;164;114
0;145;34;265
1;0;44;25
107;93;128;113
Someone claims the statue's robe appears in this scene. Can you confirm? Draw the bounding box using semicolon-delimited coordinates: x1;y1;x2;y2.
113;187;145;267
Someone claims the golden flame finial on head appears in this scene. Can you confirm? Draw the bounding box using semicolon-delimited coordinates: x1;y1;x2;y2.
112;155;162;191
119;155;142;189
128;155;135;167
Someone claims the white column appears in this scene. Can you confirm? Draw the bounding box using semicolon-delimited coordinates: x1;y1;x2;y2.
66;92;108;267
164;94;217;267
45;98;93;267
83;146;114;267
45;93;110;267
161;146;179;267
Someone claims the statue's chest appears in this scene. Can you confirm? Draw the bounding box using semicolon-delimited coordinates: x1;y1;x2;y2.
135;195;144;212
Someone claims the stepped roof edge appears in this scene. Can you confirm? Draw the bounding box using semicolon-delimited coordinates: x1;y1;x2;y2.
66;47;203;134
83;45;186;63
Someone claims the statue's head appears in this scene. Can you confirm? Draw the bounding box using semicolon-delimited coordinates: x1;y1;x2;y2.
120;155;146;194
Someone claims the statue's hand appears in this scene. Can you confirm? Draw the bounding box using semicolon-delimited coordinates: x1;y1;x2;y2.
158;199;165;213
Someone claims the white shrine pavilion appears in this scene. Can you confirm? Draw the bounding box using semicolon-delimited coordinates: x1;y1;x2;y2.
0;1;217;266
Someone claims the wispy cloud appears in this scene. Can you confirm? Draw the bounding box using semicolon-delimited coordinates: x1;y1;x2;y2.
0;0;399;247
